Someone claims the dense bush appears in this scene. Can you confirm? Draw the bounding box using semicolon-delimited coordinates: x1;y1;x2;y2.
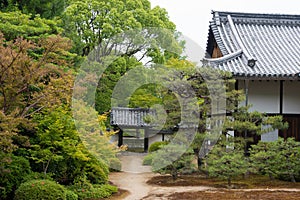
109;157;122;172
22;172;53;183
143;141;169;166
152;144;195;180
69;184;117;200
249;141;277;179
0;155;32;199
65;190;78;200
14;179;66;200
143;153;154;165
69;173;116;199
250;137;300;182
205;138;249;187
85;160;109;184
31;107;116;186
148;141;169;153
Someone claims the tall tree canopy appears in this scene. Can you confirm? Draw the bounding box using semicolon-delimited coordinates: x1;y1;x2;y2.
64;0;182;115
63;0;176;56
0;11;62;41
0;0;67;19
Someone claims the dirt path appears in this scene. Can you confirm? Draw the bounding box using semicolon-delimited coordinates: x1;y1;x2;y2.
109;152;213;200
109;152;300;200
108;152;154;200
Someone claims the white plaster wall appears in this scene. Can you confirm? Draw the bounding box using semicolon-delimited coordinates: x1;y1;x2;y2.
149;134;163;146
283;81;300;114
239;80;280;113
261;125;278;142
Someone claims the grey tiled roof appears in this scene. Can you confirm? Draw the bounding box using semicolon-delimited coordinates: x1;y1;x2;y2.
205;11;300;79
110;107;156;127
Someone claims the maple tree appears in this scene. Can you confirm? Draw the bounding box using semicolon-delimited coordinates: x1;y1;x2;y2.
0;33;74;118
0;32;74;196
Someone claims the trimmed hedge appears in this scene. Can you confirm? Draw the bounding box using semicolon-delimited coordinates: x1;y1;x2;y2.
14;179;66;200
148;141;168;152
109;157;122;172
143;141;169;166
142;153;154;166
69;184;117;200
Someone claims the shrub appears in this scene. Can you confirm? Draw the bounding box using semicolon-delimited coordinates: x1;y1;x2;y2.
148;141;168;153
100;184;118;193
249;141;278;179
14;179;66;200
205;137;249;187
66;190;78;200
109;157;122;172
250;137;300;182
142;153;154;165
22;172;53;183
69;184;117;200
0;155;31;199
152;144;195;180
85;160;108;184
270;138;300;182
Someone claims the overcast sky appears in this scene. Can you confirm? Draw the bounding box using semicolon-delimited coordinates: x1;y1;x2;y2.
150;0;300;50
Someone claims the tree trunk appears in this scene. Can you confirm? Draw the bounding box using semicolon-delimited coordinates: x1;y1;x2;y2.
228;177;232;187
268;173;274;180
290;173;296;183
193;149;202;169
171;168;178;181
43;157;52;177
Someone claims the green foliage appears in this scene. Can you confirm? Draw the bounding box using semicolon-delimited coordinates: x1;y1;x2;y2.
14;179;67;200
274;138;300;182
0;33;74;119
0;11;62;41
148;141;169;152
205;137;249;187
142;153;154;166
96;56;141;114
0;33;74;180
65;190;78;200
62;0;176;56
128;60;193;130
64;0;182;118
1;0;68;19
69;180;117;200
250;138;300;182
225;110;288;135
31;107;87;179
22;172;53;183
85;160;109;185
0;114;28;193
30;106;112;185
109;157;122;172
249;141;278;179
71;100;121;175
0;14;75;199
152;144;195;180
0;155;31;199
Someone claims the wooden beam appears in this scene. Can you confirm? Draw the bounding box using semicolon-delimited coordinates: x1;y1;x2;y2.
144;128;149;152
280;80;283;114
118;129;123;147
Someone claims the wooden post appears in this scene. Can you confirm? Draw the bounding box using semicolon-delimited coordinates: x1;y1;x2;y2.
244;79;249;155
278;80;284;139
144;128;149;152
118;129;123;147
